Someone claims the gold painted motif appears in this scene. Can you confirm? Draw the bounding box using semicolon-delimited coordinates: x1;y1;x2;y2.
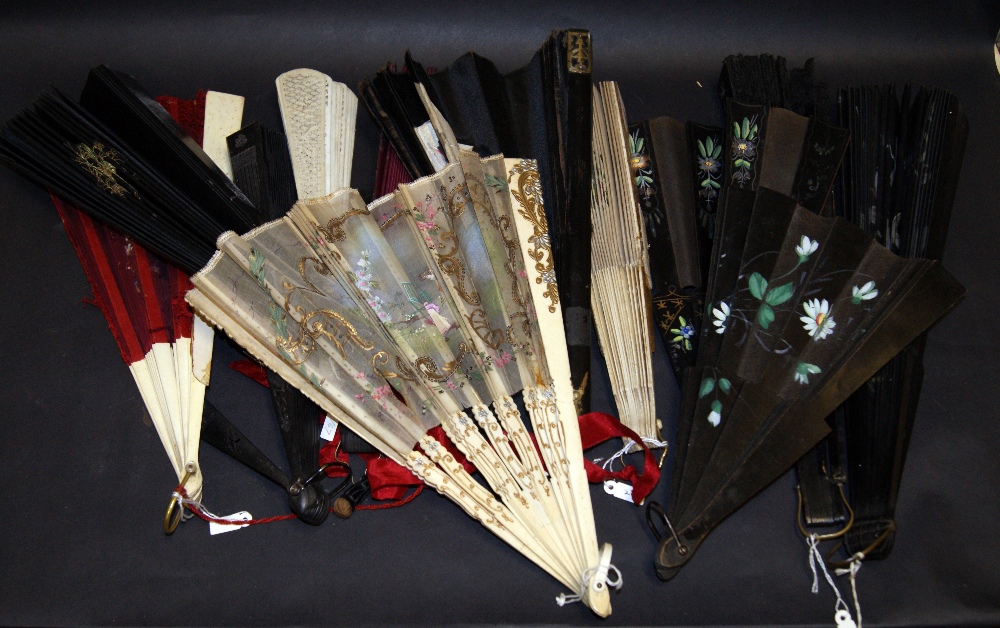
508;160;560;313
566;31;592;74
74;141;128;197
466;308;508;350
652;288;693;333
378;209;406;231
317;203;371;242
414;342;473;383
469;173;530;310
441;182;469;219
269;257;375;363
435;231;481;305
276;307;375;364
372;350;419;382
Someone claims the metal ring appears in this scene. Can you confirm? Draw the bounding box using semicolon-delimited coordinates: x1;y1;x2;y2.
795;483;855;541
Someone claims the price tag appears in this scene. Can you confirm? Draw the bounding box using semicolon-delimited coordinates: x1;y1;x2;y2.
209;511;252;535
320;416;339;441
603;480;633;503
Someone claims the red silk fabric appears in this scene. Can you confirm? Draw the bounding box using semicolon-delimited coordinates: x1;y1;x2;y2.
579;411;661;504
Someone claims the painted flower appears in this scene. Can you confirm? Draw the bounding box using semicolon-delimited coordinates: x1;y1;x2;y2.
795;235;819;262
371;385;392;401
698;155;721;174
629;152;650;172
712;302;730;334
852;281;878;304
794;362;822;385
800;298;836;340
707;409;721;427
670;316;696;351
495;350;513;368
733;137;756;159
445;380;458;391
707;400;723;427
530;232;551;249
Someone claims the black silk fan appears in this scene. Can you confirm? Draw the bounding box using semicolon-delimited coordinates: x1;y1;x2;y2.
651;102;965;580
0;67;347;525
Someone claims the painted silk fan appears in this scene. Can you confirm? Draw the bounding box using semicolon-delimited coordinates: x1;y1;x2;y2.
651;102;965;580
187;152;616;615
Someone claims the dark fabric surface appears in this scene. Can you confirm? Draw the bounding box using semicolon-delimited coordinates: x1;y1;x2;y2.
0;1;997;625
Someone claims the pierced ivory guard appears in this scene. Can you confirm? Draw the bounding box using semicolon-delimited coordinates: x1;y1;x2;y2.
276;69;357;198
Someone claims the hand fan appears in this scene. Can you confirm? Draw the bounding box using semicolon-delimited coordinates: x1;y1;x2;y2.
2;65;404;528
651;99;965;580
653;184;964;579
800;83;968;558
186;151;617;616
13;87;245;530
360;31;595;413
589;81;658;445
51;194;212;514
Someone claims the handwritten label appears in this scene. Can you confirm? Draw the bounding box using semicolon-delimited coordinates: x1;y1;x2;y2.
320;416;339;441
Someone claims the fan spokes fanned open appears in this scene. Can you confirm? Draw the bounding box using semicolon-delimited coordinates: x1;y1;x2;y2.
187;154;614;616
655;186;964;580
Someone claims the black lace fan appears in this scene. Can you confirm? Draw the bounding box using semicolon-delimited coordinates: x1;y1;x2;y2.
652;102;965;580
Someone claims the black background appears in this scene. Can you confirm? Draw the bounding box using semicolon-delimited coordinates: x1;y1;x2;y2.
1;1;998;626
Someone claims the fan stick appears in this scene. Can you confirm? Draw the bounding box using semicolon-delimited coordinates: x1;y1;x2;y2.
187;258;580;590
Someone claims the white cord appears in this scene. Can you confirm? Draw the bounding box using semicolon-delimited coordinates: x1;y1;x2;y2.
805;534;858;628
555;563;623;606
592;437;667;469
834;552;866;628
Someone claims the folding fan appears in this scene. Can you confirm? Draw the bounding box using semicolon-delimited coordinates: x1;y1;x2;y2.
186;151;616;616
360;30;595;413
28;88;243;528
590;81;658;445
652;102;965;580
0;69;335;524
52;194;212;511
794;83;968;557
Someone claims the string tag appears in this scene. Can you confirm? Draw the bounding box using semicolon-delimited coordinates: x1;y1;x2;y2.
805;534;860;628
603;480;633;502
320;416;339;441
209;511;252;535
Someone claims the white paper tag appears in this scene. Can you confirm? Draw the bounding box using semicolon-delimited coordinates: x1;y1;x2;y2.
603;480;634;502
320;416;339;441
209;511;252;535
